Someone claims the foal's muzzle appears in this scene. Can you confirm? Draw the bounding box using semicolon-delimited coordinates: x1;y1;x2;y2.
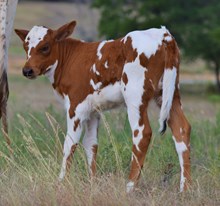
22;67;35;79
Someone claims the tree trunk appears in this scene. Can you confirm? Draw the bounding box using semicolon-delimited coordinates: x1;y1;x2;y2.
214;62;220;93
0;0;18;150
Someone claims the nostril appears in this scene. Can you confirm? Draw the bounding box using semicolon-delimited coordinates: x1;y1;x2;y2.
23;68;34;77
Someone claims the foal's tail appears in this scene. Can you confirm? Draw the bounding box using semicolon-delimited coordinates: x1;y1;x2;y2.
159;29;180;134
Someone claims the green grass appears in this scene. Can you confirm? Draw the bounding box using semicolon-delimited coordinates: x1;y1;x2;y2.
0;106;219;205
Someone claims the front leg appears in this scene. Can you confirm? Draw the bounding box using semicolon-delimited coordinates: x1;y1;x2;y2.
59;113;83;180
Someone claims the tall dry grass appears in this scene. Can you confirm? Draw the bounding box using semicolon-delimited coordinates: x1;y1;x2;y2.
0;110;219;205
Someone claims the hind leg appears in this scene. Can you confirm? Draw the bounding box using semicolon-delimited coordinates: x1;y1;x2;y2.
168;90;191;192
126;102;152;193
122;68;154;192
82;114;100;177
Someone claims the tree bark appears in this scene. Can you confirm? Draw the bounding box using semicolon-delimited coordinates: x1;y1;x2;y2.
214;62;220;93
0;0;18;149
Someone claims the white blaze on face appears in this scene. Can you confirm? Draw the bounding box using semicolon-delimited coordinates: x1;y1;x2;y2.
172;136;188;192
25;26;48;59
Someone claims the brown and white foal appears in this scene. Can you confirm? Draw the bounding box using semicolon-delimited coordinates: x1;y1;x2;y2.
15;21;191;192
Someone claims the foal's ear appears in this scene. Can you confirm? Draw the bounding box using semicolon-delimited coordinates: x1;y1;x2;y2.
14;29;29;42
55;20;76;42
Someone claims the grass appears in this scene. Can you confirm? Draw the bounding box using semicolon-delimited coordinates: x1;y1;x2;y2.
0;105;219;205
2;1;219;205
2;74;220;205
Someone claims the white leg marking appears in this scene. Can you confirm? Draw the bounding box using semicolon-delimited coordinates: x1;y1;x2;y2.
126;181;135;193
132;125;144;151
59;95;87;180
172;136;188;192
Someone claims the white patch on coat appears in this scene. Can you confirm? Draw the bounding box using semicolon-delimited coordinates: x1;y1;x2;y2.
53;89;64;106
44;60;58;84
159;67;177;132
180;127;183;135
82;115;99;173
122;27;166;58
91;82;124;110
164;35;172;42
172;136;188;192
132;152;139;166
126;181;135;193
149;79;155;90
91;64;100;75
133;125;144;152
104;61;109;69
63;82;123;117
122;58;146;137
97;40;106;60
90;79;102;91
97;40;113;60
25;26;48;59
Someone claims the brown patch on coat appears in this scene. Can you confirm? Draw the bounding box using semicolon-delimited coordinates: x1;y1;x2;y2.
66;144;78;173
93;39;125;87
122;72;128;85
139;53;149;68
123;36;138;62
69;110;75;119
163;39;180;69
133;129;139;137
90;144;98;176
73;119;80;131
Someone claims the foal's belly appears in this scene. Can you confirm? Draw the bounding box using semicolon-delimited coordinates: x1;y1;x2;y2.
91;82;124;111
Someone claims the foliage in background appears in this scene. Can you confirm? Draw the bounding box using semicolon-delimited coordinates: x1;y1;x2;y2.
93;0;220;92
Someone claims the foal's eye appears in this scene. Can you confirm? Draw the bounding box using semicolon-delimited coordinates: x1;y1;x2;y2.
40;44;50;54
